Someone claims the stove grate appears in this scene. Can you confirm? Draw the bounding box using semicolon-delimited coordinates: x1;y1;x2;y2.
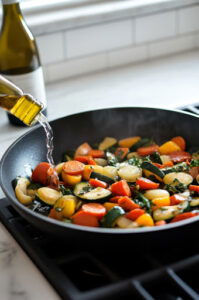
0;198;199;300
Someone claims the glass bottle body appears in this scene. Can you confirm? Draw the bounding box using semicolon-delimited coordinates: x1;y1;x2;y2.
0;0;46;126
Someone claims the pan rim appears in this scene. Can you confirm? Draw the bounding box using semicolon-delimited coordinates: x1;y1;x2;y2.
1;105;199;234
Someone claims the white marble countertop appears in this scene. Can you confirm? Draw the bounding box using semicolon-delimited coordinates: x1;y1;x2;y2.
0;50;199;300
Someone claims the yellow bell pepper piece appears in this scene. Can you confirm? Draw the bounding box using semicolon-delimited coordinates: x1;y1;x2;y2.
144;170;163;182
62;172;82;185
118;136;141;148
104;202;119;211
159;141;181;155
55;195;77;218
55;162;65;175
152;196;170;207
82;165;104;181
136;213;154;227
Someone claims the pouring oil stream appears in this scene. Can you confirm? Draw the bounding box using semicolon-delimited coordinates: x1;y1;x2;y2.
0;75;57;183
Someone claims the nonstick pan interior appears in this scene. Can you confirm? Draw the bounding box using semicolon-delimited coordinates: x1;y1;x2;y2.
1;107;199;249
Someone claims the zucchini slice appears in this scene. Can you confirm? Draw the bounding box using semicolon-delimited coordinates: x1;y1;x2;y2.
130;138;152;151
161;162;189;174
15;177;34;205
99;137;117;151
141;161;165;179
150;152;162;164
90;171;115;184
153;200;188;221
74;182;111;201
102;206;125;228
37;187;62;206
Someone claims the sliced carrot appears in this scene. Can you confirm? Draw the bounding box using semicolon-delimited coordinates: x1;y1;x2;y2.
152;161;174;169
75;156;96;165
110;180;131;197
118;136;141;148
137;144;159;156
189;185;199;193
125;208;145;221
75;142;92;157
171;136;186;151
32;162;51;185
82;203;106;219
118;196;140;211
136;177;159;190
155;220;166;226
89;178;108;189
171;212;198;223
88;150;105;158
115;147;129;160
48;208;63;220
109;196;122;203
71;211;99;227
170;194;185;205
62;160;85;175
169;151;191;163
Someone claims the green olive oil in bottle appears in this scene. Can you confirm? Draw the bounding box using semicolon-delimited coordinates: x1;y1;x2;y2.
0;0;46;126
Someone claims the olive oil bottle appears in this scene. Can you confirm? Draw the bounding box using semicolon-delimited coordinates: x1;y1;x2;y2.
0;75;43;126
0;0;46;126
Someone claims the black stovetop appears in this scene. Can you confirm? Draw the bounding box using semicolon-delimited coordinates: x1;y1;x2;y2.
1;103;199;300
0;197;199;300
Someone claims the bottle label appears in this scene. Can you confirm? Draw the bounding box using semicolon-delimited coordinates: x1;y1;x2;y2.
4;67;47;107
1;0;20;4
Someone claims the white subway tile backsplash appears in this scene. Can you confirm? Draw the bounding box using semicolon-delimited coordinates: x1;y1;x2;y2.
36;33;65;65
148;34;196;59
195;33;199;48
178;6;199;34
108;44;148;68
47;53;107;82
65;20;133;58
135;11;176;44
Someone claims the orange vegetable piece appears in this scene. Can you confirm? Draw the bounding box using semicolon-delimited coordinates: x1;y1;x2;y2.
189;185;199;193
110;180;131;197
75;142;92;157
109;196;122;203
136;214;154;226
88;150;105;158
170;194;185;205
125;208;145;221
171;212;198;223
32;162;51;185
115;147;129;160
82;203;106;219
137;145;159;156
62;160;85;175
71;211;99;227
89;178;108;189
104;202;119;211
118;196;140;211
62;172;82;185
159;141;181;155
48;208;63;220
169;151;191;163
136;177;159;190
155;220;166;226
171;136;186;151
75;156;96;165
118;136;141;148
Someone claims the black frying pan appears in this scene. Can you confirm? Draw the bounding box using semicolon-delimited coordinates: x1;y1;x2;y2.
1;107;199;251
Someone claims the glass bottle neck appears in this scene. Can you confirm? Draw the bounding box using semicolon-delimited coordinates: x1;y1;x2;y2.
2;1;22;18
